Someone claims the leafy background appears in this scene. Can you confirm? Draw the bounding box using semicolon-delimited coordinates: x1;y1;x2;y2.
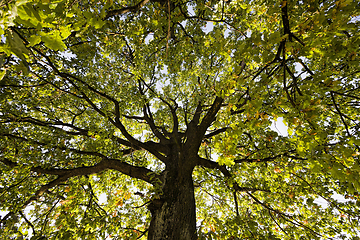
1;0;360;239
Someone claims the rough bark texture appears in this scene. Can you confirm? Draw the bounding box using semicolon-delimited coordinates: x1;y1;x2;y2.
145;97;223;239
147;169;196;240
147;145;197;240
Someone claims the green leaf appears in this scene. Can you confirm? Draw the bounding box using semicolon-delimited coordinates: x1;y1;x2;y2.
90;17;105;29
27;35;41;47
41;31;66;51
6;30;30;57
0;70;6;80
60;25;72;39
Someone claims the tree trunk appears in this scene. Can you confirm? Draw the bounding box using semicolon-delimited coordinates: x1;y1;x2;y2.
147;161;197;240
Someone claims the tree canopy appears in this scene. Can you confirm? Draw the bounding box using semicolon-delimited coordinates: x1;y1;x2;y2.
1;0;360;239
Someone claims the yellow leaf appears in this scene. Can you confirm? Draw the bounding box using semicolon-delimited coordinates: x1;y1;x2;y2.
116;199;123;207
124;192;132;200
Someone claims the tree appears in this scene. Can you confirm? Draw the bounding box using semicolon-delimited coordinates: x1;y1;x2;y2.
0;0;359;239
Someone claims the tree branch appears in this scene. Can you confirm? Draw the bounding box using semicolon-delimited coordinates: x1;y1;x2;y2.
2;156;157;185
113;118;168;162
0;134;159;182
197;96;224;137
143;104;169;143
247;191;323;238
196;157;270;193
104;0;151;19
268;209;288;236
3;106;167;164
204;127;229;139
139;77;179;137
233;191;239;217
2;114;147;157
19;211;36;235
330;91;351;137
2;115;89;137
235;154;281;163
190;101;202;127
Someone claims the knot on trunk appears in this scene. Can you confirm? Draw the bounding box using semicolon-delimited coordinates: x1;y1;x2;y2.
148;198;165;214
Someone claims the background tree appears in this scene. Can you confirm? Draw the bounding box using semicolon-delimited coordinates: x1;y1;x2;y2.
1;0;360;239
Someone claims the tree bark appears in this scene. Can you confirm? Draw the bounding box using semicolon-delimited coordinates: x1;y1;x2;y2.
147;155;197;240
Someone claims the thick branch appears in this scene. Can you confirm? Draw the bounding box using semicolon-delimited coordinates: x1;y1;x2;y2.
269;210;288;235
112;135;138;148
124;115;146;121
2;157;157;184
143;104;169;143
135;83;163;139
184;97;223;153
113;118;168;162
190;101;202;126
197;96;224;137
281;1;291;36
0;158;17;168
25;176;68;205
1;158;157;220
139;78;177;139
204;127;229;139
233;191;239;217
230;109;245;115
106;158;158;184
52;77;166;160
